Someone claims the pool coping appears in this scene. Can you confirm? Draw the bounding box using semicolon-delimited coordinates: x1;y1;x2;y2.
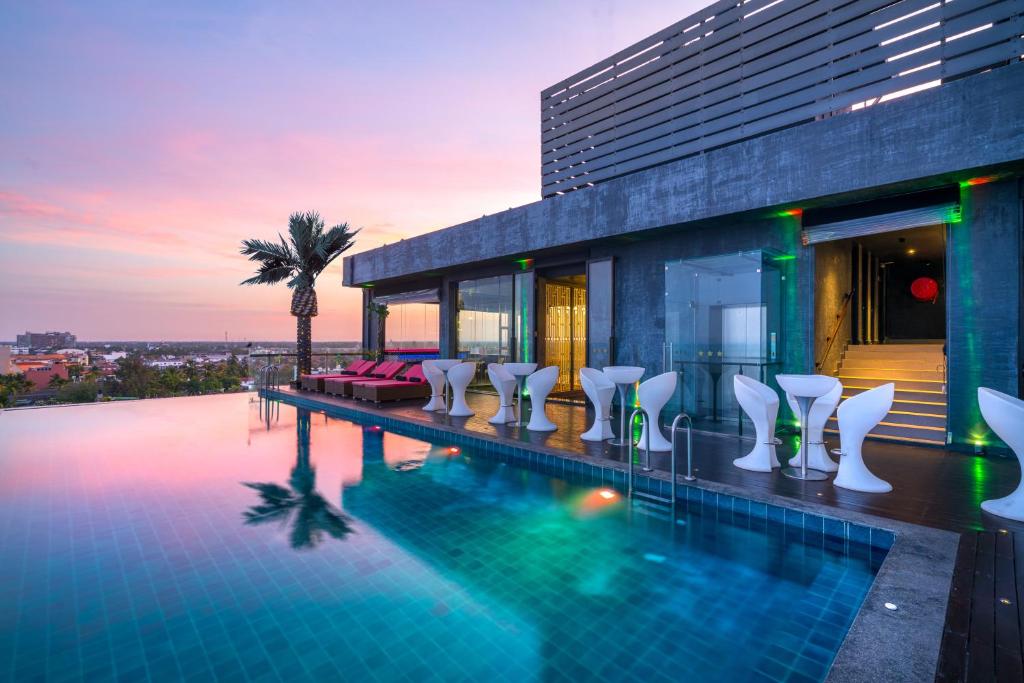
268;389;959;682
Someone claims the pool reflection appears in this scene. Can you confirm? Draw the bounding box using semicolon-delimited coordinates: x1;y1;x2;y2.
242;408;354;549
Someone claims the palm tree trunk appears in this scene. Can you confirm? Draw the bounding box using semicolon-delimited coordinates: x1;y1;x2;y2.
297;315;312;376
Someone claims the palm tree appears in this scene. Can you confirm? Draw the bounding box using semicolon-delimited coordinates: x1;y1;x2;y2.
366;301;389;362
240;212;359;376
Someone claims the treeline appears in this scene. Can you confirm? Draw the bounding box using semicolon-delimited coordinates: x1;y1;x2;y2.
0;353;250;407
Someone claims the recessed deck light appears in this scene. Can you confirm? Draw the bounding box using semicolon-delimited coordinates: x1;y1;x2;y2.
884;602;898;611
1000;598;1012;605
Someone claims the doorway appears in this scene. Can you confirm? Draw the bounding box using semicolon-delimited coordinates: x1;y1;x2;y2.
813;223;948;445
537;268;587;401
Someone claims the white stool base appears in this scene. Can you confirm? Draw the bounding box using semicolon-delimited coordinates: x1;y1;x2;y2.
981;489;1024;521
581;418;614;442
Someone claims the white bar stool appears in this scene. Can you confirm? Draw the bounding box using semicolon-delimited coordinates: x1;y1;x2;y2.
580;367;615;442
833;383;894;493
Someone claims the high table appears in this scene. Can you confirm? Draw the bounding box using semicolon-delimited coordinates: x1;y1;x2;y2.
602;366;646;446
503;363;537;426
430;359;462;414
776;374;839;481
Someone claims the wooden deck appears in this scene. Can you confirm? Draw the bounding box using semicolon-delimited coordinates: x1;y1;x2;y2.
937;531;1024;682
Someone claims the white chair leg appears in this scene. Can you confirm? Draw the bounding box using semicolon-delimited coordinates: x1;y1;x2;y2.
833;442;892;492
581;416;614;441
979;388;1024;521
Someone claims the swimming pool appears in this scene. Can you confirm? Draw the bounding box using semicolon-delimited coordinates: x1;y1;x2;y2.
0;394;884;682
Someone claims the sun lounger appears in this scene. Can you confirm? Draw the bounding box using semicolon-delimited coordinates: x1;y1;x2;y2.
299;359;375;392
351;365;430;403
323;361;405;397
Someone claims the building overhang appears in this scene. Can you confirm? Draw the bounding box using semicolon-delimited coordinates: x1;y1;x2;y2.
344;63;1024;288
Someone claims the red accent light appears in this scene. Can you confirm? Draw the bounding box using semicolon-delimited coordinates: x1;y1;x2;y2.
448;446;460;455
910;277;939;303
965;176;998;186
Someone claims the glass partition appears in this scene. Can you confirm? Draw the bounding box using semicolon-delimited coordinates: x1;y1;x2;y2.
456;275;514;389
664;250;782;435
586;258;613;370
513;271;535;363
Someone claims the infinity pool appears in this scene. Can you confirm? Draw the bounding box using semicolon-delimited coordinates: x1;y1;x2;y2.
0;394;882;682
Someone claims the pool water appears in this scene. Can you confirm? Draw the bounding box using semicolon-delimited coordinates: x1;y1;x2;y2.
0;395;882;682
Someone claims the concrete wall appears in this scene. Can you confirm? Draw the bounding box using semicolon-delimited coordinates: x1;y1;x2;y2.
345;64;1024;288
947;179;1022;451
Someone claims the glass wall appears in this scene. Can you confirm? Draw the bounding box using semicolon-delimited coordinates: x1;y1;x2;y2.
457;275;513;387
586;258;614;371
664;251;782;435
385;303;439;348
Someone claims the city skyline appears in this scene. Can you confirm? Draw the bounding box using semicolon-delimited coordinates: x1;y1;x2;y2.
0;0;703;341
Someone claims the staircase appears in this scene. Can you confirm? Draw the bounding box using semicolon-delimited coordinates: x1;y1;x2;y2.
826;343;947;446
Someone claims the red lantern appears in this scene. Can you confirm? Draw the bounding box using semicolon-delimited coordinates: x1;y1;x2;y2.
910;277;939;303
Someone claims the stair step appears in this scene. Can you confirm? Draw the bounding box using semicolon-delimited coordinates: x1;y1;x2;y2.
826;416;946;442
823;409;942;430
843;350;944;361
843;343;944;352
841;358;946;371
838;376;945;393
842;386;947;404
834;368;944;381
824;428;946;446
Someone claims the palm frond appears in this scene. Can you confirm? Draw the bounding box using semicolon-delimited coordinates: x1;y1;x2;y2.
240;238;294;264
289;212;323;266
315;223;360;269
240;264;295;286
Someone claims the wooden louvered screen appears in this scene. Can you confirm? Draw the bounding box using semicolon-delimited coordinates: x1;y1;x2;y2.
540;0;1024;197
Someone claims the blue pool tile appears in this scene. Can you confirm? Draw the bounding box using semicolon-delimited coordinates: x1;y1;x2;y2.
803;514;824;536
784;507;804;529
823;517;846;539
871;528;896;550
848;524;871;545
767;504;784;524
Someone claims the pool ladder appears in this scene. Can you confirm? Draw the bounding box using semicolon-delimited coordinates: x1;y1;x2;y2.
258;364;281;395
625;409;695;509
257;364;281;423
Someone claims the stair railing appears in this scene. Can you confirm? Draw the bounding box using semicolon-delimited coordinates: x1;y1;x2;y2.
815;290;854;374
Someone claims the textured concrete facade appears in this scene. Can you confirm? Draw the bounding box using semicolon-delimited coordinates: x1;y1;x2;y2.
947;179;1023;450
344;64;1024;288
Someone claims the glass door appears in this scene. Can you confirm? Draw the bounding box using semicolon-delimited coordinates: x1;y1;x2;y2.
586;258;614;370
664;251;781;435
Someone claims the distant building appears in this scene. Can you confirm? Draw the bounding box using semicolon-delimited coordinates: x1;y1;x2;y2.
0;345;10;374
22;364;69;391
16;331;76;351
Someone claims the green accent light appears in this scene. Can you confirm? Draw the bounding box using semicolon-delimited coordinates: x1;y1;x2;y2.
362;283;375;288
771;254;797;261
515;258;534;271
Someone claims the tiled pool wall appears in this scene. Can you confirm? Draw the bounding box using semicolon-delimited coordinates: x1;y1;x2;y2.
271;391;896;555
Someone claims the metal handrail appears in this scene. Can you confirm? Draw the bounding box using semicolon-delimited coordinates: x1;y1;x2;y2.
625;407;654;499
815;290;854;373
670;413;695;483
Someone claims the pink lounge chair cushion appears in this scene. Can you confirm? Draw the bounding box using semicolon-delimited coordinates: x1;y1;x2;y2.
369;365;426;387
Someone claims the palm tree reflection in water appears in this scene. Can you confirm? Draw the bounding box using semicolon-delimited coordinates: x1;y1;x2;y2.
243;408;353;549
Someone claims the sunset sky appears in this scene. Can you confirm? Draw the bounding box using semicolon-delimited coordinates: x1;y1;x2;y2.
0;1;702;341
